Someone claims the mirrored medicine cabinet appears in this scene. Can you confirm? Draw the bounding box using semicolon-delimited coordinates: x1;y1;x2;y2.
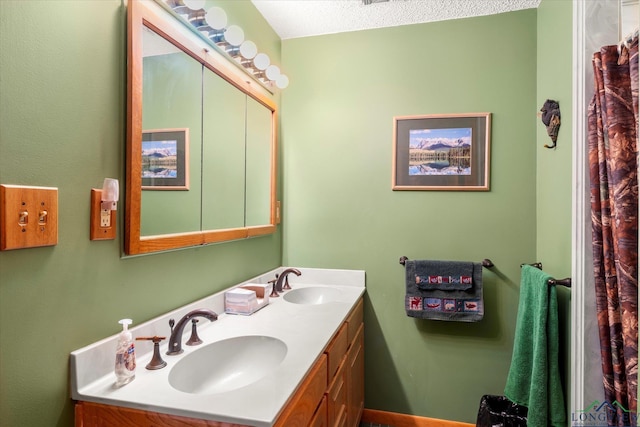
125;0;277;255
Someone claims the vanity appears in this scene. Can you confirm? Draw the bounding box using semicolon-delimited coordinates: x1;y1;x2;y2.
71;267;365;427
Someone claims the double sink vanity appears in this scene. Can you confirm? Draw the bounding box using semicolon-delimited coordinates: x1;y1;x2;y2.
84;2;367;424
71;267;365;427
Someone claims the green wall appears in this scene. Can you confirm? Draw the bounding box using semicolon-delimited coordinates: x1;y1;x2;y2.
536;0;574;417
536;0;573;277
0;1;281;426
281;9;539;422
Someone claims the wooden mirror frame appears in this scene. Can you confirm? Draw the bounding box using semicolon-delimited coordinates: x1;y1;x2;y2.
125;0;277;255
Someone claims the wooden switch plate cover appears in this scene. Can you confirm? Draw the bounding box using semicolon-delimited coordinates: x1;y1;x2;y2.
0;184;58;250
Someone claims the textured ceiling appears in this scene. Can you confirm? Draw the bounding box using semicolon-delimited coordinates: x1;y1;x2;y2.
251;0;542;40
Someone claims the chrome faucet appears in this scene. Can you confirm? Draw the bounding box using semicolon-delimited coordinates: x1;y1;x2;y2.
166;309;218;355
270;268;302;297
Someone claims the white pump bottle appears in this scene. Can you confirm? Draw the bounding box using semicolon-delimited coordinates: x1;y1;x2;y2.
114;318;136;386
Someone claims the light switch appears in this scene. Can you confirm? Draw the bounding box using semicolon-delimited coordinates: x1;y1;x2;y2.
0;184;58;250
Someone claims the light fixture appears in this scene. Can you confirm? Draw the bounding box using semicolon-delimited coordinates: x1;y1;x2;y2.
182;0;205;11
240;40;257;60
253;52;270;71
265;64;280;81
204;6;227;42
224;25;244;46
101;178;119;211
223;25;244;56
164;0;289;90
204;6;226;29
276;74;289;89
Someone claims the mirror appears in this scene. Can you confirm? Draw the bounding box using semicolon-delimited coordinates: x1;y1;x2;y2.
126;0;277;255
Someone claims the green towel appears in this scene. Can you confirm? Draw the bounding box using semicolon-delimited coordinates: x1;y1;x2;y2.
504;265;566;427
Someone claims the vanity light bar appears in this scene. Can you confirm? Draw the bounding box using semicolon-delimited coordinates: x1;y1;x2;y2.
160;0;289;89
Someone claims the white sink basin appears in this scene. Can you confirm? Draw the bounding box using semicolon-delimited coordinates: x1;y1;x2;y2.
283;287;340;305
168;335;287;395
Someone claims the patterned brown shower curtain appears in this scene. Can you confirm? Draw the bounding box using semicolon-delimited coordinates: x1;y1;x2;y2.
588;34;639;426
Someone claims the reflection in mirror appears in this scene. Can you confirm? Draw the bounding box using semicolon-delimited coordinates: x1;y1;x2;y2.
246;97;274;227
201;69;246;231
141;27;203;236
125;0;278;255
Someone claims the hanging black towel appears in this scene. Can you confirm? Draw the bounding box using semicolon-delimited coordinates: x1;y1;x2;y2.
405;259;484;322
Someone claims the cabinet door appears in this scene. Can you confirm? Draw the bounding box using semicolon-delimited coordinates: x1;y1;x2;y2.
347;324;364;427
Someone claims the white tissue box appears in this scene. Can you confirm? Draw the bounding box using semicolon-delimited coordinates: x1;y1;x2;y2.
224;283;270;315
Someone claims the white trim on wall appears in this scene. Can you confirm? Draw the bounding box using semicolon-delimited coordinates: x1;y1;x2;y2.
571;0;588;416
572;0;621;419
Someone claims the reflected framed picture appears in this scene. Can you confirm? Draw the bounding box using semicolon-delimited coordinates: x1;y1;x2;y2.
392;113;491;191
142;128;189;190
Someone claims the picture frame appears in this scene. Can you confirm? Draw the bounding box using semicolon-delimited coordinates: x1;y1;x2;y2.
142;128;189;190
392;113;491;191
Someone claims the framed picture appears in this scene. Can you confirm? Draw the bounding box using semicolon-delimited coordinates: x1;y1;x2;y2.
142;128;189;190
392;113;491;191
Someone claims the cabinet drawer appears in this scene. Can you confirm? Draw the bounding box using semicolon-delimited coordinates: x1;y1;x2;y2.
327;358;347;427
309;396;328;427
346;299;363;343
325;323;348;379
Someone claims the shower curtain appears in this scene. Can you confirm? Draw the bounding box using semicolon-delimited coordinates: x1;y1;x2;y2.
588;34;638;426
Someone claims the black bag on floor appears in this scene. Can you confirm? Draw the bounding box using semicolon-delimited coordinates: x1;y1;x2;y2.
476;395;528;427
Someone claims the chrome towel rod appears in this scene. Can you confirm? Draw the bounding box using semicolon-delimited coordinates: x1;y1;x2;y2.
521;262;571;288
399;256;495;268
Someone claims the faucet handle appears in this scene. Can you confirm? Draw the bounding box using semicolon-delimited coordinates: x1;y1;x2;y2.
282;276;292;290
168;318;175;333
186;319;203;346
136;336;167;370
268;277;279;297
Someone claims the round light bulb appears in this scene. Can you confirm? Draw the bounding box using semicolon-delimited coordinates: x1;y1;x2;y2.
204;7;227;30
276;74;289;89
239;40;257;59
266;64;280;81
183;0;205;11
224;25;244;46
253;53;270;71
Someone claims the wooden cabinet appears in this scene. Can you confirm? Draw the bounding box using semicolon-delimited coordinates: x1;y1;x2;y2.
76;298;364;427
346;324;364;427
75;401;249;427
273;355;328;427
273;297;364;427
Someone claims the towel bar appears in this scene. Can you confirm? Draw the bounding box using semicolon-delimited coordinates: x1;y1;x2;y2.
399;256;494;268
547;278;571;287
522;262;571;288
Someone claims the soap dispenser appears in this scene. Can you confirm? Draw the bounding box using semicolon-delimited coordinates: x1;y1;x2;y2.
114;318;136;386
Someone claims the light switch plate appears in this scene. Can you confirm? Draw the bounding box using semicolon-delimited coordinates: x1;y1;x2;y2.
0;184;58;250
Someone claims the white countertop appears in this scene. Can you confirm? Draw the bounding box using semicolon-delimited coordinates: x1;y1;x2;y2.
70;267;365;426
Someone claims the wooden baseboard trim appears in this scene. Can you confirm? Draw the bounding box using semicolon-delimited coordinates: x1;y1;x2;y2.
361;409;475;427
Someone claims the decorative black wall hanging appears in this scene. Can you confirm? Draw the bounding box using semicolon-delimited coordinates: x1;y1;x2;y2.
540;99;561;149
